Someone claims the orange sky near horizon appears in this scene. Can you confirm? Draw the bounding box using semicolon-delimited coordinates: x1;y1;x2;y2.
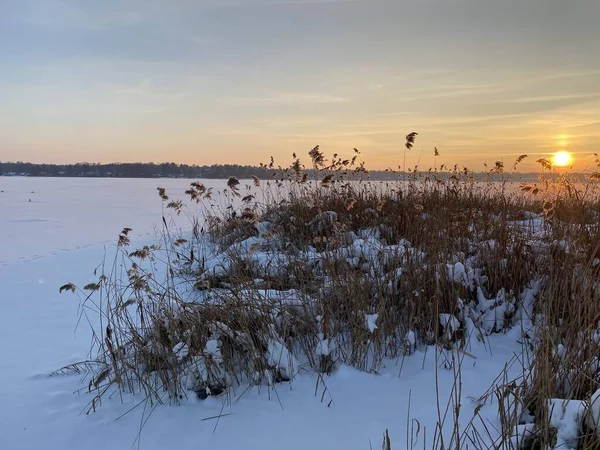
1;0;599;173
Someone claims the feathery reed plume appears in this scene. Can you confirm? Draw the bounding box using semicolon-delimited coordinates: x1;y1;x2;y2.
59;283;76;294
227;177;240;188
309;145;326;169
321;173;335;186
513;154;528;170
157;187;168;201
117;227;132;247
292;158;303;180
128;247;151;260
345;197;357;211
83;283;101;292
227;176;240;196
491;161;504;174
185;181;210;203
536;158;553;171
166;200;183;215
405;132;418;150
241;208;259;223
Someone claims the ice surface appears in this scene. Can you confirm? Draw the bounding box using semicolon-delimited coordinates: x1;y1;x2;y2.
0;177;222;265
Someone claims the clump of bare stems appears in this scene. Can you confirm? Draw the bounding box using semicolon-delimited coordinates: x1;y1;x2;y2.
56;138;600;449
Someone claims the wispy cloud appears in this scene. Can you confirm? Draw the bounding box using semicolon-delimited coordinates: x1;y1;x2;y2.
398;85;506;102
252;116;333;127
227;92;351;106
522;70;600;84
569;120;600;129
508;93;600;103
374;112;418;117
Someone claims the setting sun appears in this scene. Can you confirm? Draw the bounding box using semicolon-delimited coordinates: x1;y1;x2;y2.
552;151;572;167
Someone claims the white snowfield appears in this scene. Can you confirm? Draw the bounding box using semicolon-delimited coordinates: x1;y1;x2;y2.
0;177;539;449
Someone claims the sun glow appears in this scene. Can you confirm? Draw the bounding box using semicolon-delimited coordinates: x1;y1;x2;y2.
552;151;572;167
557;134;570;148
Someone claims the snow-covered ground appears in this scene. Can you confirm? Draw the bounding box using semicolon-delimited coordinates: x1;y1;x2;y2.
0;177;526;449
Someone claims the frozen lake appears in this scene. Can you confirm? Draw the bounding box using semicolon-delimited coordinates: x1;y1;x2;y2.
0;177;244;265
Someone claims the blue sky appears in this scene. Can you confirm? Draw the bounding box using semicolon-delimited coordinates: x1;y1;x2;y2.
1;0;599;170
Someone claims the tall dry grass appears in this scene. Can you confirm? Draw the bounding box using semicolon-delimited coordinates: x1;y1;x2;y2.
56;140;600;449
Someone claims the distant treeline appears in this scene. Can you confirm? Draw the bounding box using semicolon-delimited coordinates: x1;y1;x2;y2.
0;162;273;179
0;161;549;182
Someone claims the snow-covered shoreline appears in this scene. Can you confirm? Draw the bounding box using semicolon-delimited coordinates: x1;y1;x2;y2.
2;175;600;450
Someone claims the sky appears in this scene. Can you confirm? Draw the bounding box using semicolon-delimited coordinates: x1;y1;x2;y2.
1;0;599;171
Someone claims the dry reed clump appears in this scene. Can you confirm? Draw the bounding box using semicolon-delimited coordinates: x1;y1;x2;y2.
497;238;600;450
463;158;600;449
56;142;600;449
